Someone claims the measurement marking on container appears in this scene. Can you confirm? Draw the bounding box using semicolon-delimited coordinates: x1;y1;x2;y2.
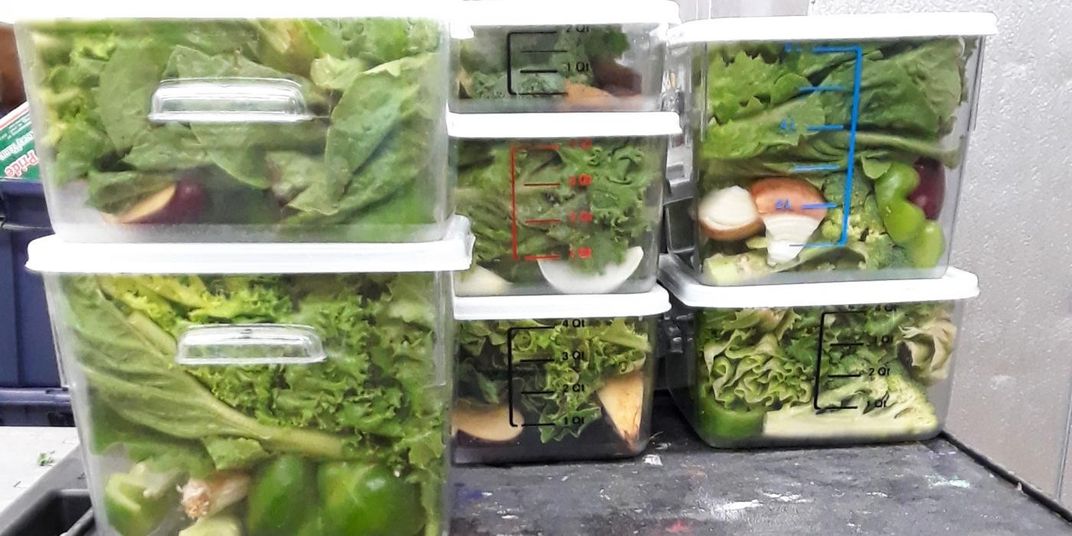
799;85;847;93
522;182;560;188
506;31;568;96
812;45;859;54
521;390;556;396
790;163;843;173
519;358;555;364
814;310;870;412
808;124;846;132
521;423;557;427
507;325;555;427
828;373;865;379
525;218;563;225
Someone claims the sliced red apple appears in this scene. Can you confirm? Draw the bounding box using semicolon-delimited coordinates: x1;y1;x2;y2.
697;186;763;241
597;371;646;443
107;178;206;225
452;402;524;443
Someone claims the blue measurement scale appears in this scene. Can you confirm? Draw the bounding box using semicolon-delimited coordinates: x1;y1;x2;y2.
779;43;865;250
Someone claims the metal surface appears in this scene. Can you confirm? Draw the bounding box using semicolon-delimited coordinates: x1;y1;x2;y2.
810;0;1072;508
452;396;1072;535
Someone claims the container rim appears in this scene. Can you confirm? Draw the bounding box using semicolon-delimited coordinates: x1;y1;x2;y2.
451;0;678;37
447;111;682;139
6;0;452;22
454;285;671;320
658;255;979;308
26;217;475;274
668;12;998;46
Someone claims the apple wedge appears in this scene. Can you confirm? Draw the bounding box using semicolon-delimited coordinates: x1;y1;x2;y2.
452;402;524;443
597;370;646;443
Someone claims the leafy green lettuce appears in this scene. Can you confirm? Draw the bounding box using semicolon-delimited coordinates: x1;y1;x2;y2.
693;302;956;444
23;19;443;236
59;273;445;534
456;138;662;287
456;318;650;443
695;39;974;281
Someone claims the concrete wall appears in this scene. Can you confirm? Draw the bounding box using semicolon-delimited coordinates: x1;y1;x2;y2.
808;0;1072;503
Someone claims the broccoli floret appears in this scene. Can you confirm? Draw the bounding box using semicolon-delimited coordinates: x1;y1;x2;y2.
763;366;939;440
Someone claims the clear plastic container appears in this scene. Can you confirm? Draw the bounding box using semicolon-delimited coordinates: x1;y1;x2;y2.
25;217;472;536
452;287;670;463
450;0;678;113
668;13;997;285
659;254;979;448
13;3;452;243
450;111;680;296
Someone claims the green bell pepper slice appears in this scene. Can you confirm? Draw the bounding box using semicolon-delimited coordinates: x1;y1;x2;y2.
247;455;317;536
874;161;945;267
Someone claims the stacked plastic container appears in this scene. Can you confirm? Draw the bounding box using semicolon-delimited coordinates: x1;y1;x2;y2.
14;3;469;535
661;13;997;448
448;0;678;463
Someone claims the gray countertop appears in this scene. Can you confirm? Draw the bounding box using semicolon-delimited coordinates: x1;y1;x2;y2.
451;396;1072;536
3;395;1071;535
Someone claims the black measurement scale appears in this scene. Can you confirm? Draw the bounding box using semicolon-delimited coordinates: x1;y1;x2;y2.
505;26;595;96
813;308;896;412
505;321;603;429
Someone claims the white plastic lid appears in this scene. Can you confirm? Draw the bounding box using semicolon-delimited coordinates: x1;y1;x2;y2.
658;255;979;308
453;0;678;34
454;285;670;321
668;12;997;46
8;0;450;21
447;112;681;139
26;217;474;275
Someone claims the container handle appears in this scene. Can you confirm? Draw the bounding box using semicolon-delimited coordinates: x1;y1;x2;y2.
176;324;327;366
148;78;315;124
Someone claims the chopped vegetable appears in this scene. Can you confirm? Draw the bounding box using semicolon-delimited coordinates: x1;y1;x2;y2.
21;19;444;238
696;186;763;242
455;137;662;295
694;38;974;282
452;402;524;443
538;246;645;294
58;273;446;535
181;472;250;520
455;317;652;448
456;26;634;107
177;513;242;536
690;302;957;446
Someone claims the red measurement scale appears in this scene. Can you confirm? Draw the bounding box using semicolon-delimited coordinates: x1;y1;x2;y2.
509;140;596;263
